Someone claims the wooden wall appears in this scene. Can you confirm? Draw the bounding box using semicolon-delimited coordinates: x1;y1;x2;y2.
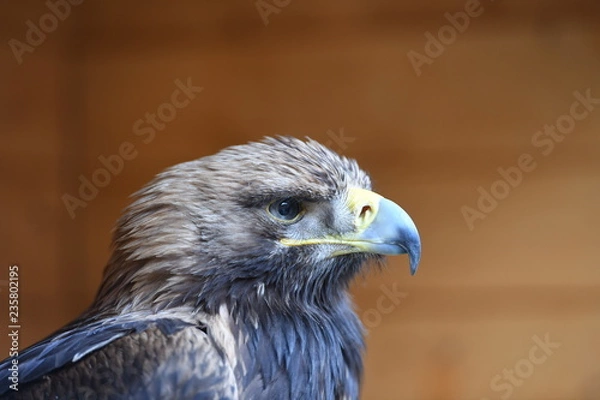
1;1;599;398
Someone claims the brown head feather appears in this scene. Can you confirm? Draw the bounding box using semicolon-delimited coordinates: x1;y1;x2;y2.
90;137;373;317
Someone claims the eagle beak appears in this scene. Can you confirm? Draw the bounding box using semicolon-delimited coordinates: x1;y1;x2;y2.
280;187;421;275
342;188;421;275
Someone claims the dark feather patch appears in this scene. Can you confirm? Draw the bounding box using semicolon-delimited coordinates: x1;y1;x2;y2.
0;317;192;396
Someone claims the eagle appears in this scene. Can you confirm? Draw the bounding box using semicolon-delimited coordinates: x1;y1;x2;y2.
0;137;421;399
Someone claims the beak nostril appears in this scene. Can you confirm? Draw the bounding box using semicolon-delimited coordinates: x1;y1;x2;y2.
359;205;372;220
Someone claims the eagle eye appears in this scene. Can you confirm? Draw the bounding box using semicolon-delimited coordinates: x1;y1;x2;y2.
268;198;303;223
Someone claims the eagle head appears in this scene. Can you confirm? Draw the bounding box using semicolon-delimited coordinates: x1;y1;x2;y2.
95;137;421;315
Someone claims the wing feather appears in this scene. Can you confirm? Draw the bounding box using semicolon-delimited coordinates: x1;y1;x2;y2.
0;316;238;399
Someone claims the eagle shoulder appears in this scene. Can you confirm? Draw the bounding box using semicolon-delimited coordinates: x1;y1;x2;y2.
3;319;238;400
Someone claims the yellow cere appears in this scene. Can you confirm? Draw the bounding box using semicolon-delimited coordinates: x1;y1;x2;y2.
345;187;382;234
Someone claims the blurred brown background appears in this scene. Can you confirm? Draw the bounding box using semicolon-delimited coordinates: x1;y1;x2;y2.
1;1;599;399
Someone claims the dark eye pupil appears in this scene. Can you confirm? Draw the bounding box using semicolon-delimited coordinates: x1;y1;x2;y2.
270;198;301;221
279;201;293;216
